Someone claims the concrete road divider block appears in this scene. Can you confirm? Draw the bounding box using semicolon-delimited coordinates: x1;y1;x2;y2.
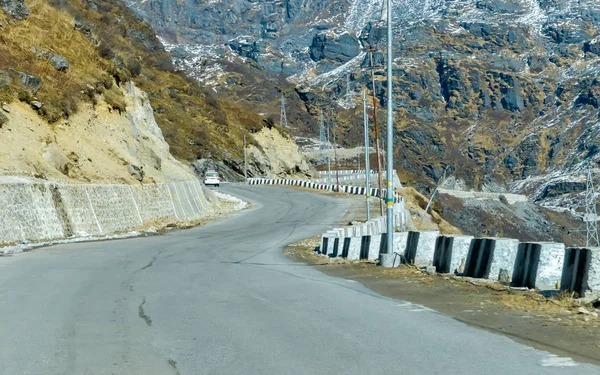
464;238;496;278
441;235;475;274
326;229;344;257
561;248;593;298
433;236;454;273
379;232;409;267
536;242;565;288
587;248;600;293
512;242;542;288
404;231;420;265
368;233;387;260
488;238;519;281
359;235;371;260
413;231;440;266
346;237;362;260
329;237;340;258
319;231;336;255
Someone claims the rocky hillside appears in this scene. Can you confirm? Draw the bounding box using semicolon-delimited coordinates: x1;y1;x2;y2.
0;0;311;183
126;0;600;210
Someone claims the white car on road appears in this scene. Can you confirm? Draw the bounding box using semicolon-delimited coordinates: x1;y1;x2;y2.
203;171;221;187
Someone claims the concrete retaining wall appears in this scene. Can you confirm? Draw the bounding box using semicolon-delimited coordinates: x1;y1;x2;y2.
0;177;211;245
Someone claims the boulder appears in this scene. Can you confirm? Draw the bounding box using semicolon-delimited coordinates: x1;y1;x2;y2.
50;54;70;71
32;48;70;71
125;164;144;181
8;69;41;94
30;101;42;110
1;0;29;20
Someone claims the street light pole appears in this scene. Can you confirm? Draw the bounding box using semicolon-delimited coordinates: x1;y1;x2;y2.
244;134;248;184
363;90;371;221
385;0;394;255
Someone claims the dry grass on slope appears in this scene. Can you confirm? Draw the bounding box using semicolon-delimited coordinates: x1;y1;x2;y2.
0;0;111;120
0;0;270;168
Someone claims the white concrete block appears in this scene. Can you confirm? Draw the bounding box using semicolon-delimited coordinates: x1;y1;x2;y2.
488;238;519;281
347;237;362;260
536;242;566;288
449;235;474;275
588;248;600;291
414;231;440;266
369;234;382;260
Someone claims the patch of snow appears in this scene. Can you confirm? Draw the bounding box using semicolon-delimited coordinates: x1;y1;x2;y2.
214;191;248;211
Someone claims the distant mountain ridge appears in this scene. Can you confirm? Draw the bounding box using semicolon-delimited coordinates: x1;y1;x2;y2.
126;0;600;210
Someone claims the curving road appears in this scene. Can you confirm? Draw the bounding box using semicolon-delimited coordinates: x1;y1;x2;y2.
0;185;597;374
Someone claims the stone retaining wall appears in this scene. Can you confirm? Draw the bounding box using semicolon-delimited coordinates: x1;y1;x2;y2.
0;177;211;245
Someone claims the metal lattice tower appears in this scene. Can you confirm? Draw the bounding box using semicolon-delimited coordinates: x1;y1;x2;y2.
585;168;600;247
344;74;354;107
280;94;288;128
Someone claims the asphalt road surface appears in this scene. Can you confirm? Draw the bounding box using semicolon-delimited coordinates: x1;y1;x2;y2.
0;185;598;374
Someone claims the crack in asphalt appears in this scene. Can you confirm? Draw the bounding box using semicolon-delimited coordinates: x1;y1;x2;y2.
138;255;157;272
138;297;152;327
167;358;181;375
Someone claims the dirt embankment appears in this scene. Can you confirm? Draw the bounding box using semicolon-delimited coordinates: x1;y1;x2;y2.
0;82;196;184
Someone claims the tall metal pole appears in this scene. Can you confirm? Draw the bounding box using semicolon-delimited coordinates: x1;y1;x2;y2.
369;49;385;216
333;126;340;188
326;126;331;186
244;134;248;183
385;0;394;255
363;90;371;221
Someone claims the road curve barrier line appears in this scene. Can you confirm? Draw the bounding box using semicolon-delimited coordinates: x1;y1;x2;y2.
185;181;202;218
188;180;204;217
180;182;195;221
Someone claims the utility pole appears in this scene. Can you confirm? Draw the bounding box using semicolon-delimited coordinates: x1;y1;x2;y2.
345;74;354;108
385;0;394;255
333;123;340;188
280;94;288;128
243;134;248;183
327;125;331;186
363;90;371;221
369;48;385;216
319;109;326;149
585;168;599;247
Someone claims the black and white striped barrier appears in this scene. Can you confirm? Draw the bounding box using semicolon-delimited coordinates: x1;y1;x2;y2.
248;178;404;203
433;235;474;274
320;229;594;294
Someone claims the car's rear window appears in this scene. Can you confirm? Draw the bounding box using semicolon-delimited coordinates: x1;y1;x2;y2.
206;172;218;177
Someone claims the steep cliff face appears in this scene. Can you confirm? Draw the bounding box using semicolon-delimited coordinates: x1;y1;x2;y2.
126;0;600;210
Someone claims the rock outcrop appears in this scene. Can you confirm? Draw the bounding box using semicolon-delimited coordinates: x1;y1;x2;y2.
1;0;29;20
